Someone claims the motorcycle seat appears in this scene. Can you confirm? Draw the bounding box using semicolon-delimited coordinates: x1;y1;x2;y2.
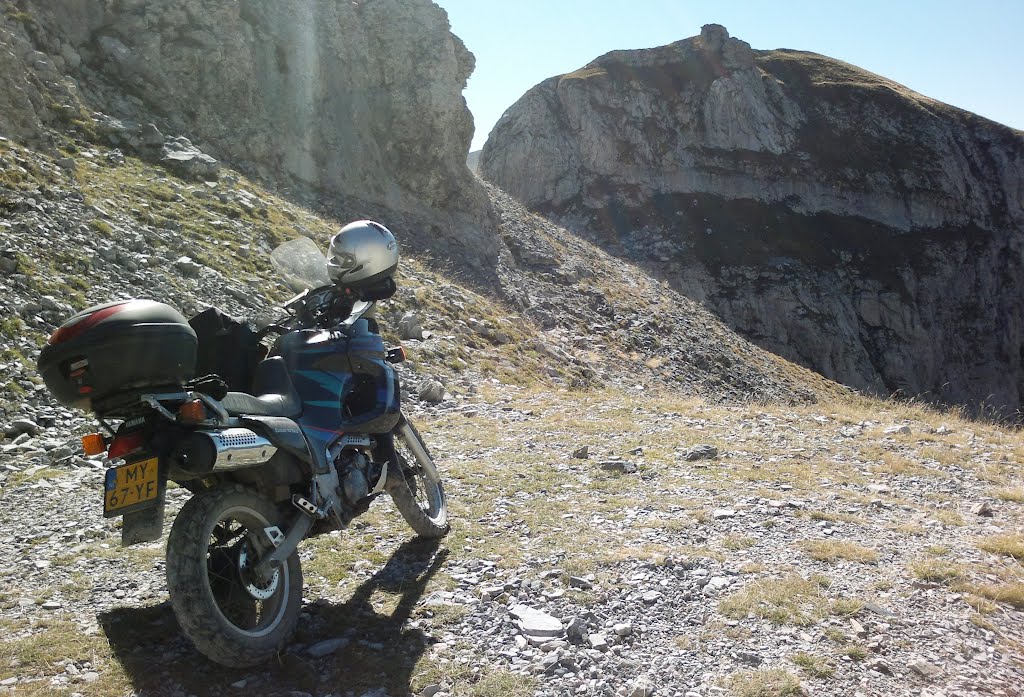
221;357;302;418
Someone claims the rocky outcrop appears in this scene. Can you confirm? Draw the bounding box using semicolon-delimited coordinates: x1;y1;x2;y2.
0;11;86;145
1;0;496;270
0;20;45;141
480;24;1024;413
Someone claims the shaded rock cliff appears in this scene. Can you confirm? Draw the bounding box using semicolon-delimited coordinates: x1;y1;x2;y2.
1;0;496;269
480;24;1024;413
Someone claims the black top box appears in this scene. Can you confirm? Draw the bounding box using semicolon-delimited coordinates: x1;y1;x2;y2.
38;299;198;415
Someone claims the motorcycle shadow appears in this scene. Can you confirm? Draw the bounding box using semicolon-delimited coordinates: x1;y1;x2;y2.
98;537;449;696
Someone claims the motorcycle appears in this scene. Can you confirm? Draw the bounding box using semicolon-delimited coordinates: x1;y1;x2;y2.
37;236;448;667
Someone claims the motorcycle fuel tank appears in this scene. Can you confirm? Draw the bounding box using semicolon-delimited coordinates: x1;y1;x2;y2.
274;319;400;450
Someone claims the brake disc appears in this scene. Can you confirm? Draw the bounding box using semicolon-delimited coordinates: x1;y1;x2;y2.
237;545;280;600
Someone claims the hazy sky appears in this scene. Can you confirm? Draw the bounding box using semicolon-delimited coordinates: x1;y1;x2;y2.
433;0;1024;151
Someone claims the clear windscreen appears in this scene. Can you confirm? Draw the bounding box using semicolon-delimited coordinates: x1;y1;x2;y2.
270;237;332;291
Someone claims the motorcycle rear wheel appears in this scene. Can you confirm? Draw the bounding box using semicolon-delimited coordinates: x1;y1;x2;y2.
166;484;302;667
387;419;449;538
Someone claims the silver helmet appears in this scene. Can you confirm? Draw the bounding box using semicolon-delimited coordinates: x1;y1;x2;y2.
326;220;399;288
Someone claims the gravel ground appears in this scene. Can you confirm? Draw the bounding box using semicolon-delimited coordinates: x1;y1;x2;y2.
1;387;1022;697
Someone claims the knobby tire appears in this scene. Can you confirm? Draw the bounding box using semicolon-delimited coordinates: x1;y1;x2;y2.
165;484;302;667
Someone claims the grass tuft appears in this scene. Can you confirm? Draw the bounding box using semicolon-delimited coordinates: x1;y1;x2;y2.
993;487;1024;503
798;539;879;564
722;534;758;551
718;574;843;626
559;67;608;83
968;583;1024;610
728;668;803;697
908;559;965;584
977;533;1024;561
822;627;847;644
843;645;868;661
411;661;537;697
791;652;835;679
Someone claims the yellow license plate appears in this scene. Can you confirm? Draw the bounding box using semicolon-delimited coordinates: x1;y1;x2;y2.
103;457;159;517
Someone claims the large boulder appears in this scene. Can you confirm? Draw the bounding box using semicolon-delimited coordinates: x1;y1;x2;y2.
480;25;1024;413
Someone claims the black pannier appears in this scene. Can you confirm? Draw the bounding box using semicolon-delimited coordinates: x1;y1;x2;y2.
38;299;197;413
188;307;265;392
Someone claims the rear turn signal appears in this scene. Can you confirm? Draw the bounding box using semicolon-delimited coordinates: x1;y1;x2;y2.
177;399;207;424
81;433;106;456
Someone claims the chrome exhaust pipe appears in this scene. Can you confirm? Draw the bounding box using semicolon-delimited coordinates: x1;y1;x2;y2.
207;428;278;471
170;428;278;476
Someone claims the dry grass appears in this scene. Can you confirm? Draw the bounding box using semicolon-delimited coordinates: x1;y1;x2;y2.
0;620;131;695
559;66;608;83
978;534;1024;561
1;350;1022;693
411;661;537;697
822;627;847;644
994;487;1024;503
843;645;868;661
2;467;65;487
976;465;1016;486
830;597;865;617
964;594;1000;615
791;652;835;679
933;510;966;527
890;521;927;537
739;562;768;575
722;534;759;551
871;451;933;477
919;445;963;469
717;574;856;626
798;540;879;564
728;668;803;697
969;583;1024;610
908;559;966;584
808;510;867;525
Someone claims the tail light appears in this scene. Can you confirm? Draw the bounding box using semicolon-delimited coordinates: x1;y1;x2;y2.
48;301;132;345
108;431;146;460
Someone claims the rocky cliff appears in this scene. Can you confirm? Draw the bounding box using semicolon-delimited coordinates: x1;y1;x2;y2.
1;0;496;269
480;25;1024;414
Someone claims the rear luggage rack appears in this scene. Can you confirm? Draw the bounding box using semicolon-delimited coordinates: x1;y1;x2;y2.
92;385;186;420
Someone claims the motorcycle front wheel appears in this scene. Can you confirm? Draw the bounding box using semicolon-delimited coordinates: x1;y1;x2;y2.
166;485;302;667
387;418;449;538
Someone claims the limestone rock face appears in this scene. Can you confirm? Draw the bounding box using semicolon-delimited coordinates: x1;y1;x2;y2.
0;13;84;143
0;23;45;140
481;25;1024;412
6;0;496;269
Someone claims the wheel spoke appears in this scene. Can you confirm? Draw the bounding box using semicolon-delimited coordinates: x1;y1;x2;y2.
204;512;285;633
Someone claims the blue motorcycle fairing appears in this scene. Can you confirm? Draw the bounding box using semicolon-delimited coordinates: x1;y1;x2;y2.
271;319;401;472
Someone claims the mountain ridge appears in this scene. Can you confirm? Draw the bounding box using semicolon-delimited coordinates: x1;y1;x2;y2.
480;24;1024;415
